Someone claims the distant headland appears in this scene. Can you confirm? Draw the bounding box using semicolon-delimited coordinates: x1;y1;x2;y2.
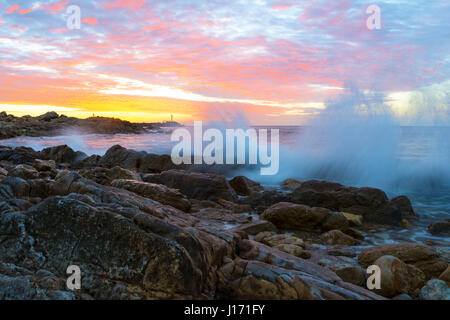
0;111;182;139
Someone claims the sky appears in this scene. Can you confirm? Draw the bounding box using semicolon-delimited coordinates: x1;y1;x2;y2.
0;0;449;125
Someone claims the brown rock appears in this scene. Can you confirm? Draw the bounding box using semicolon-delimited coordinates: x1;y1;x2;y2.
144;170;237;202
320;230;356;246
290;180;417;225
428;221;450;237
228;176;263;196
372;255;426;297
8;164;39;180
111;179;191;212
233;221;277;235
261;202;329;231
358;243;448;279
274;244;311;259
33;159;56;172
280;178;302;190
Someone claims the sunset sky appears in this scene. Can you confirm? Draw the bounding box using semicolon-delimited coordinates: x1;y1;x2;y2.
0;0;449;125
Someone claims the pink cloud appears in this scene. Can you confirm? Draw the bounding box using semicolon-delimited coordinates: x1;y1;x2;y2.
103;0;147;11
5;4;20;14
82;18;99;25
42;1;69;14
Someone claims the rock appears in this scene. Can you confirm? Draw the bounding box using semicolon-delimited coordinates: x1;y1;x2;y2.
274;244;311;259
55;170;71;180
439;266;450;285
327;246;357;258
372;255;426;297
290;180;417;225
0;167;8;177
420;279;450;300
143;170;237;201
233;221;277;235
335;266;366;287
111;179;191;212
320;230;356;246
216;199;252;213
257;233;306;248
33;159;56;172
37;111;59;121
228;176;263;196
39;145;87;164
315;256;366;287
261;202;348;232
7;164;39;180
343;228;365;240
0;146;38;165
320;211;350;231
99;145;180;173
280;178;302;190
221;240;385;300
341;212;363;227
239;190;290;213
79;166;142;186
428;221;450;237
358;243;448;279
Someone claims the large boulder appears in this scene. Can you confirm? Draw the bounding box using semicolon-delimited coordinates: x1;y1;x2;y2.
261;202;349;232
39;145;87;164
428;220;450;237
99;145;181;173
372;255;426;297
0;196;203;299
111;179;191;212
358;243;448;279
79;166;142;186
228;176;263;196
290;180;417;225
143;170;237;202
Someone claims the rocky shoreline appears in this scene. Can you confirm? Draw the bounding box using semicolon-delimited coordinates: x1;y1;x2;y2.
0;112;161;139
0;143;449;300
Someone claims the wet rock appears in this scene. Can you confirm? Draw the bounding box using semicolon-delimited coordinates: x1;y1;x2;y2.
290;180;416;225
274;244;311;259
0;146;38;165
239;190;290;213
79;166;142;186
228;176;263;196
280;178;302;190
316;256;366;287
261;202;348;232
259;233;306;248
428;220;450;237
226;240;385;300
320;230;356;246
33;159;56;172
39;145;87;164
7;164;39;180
341;212;363;227
111;179;191;212
143;170;237;201
99;145;180;173
420;279;450;300
372;255;426;297
358;243;448;279
233;221;277;235
327;246;357;258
